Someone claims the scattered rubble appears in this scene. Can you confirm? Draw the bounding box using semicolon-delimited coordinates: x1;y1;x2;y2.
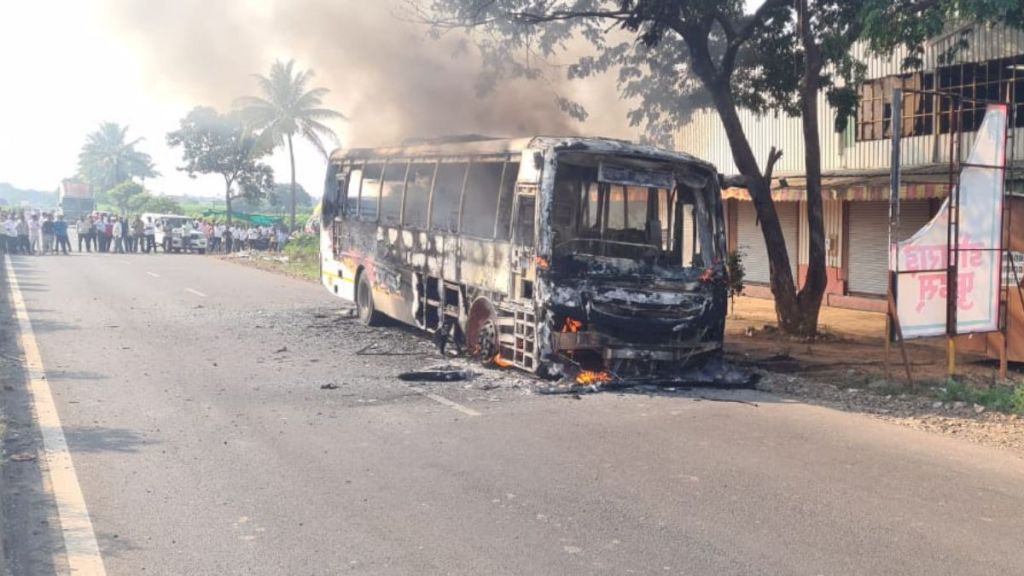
757;371;1024;456
398;365;475;382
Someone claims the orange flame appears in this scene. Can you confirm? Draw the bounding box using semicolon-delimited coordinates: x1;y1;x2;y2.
576;370;613;385
493;354;514;368
562;317;583;333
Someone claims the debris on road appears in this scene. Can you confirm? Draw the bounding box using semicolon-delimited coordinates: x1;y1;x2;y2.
273;346;288;354
9;453;37;462
398;365;475;382
320;383;340;390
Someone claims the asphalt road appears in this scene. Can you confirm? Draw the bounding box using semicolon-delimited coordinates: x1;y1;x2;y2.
3;252;1024;576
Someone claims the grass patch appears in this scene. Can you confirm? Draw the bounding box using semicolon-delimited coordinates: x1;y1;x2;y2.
938;379;1024;414
281;235;320;281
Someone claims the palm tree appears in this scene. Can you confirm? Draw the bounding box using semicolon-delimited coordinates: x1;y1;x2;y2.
237;60;346;230
77;122;158;193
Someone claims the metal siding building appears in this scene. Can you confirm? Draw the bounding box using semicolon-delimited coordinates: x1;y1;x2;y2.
678;24;1024;308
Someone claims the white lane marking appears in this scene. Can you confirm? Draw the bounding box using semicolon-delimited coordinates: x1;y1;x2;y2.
5;256;108;575
185;288;207;298
412;388;481;417
146;271;160;278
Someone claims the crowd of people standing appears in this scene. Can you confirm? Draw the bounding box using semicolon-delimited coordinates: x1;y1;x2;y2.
1;209;292;256
1;210;70;255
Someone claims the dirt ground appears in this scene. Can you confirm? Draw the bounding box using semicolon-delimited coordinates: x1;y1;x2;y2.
725;296;1010;387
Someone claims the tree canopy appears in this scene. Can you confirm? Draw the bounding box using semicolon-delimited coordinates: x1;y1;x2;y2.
237;59;345;229
106;180;145;216
413;0;1022;335
130;193;183;216
77;122;158;192
166;106;275;224
269;183;312;209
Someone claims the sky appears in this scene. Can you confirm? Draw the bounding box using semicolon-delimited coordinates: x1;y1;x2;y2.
0;0;636;201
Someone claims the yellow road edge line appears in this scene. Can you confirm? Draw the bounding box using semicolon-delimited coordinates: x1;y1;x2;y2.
4;256;108;575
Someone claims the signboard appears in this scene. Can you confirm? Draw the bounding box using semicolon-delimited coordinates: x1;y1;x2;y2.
892;104;1008;339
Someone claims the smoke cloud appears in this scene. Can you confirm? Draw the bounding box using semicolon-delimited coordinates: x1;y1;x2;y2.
100;0;634;149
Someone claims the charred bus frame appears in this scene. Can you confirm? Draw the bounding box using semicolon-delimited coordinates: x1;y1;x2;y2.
320;136;727;378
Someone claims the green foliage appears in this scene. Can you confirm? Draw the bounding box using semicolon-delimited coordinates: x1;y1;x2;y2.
166;107;276;215
282;234;320;281
269;183;312;209
861;0;1024;70
938;379;1024;414
236;60;345;157
726;250;746;300
106;181;145;215
77;122;157;192
417;0;870;139
130;193;183;215
283;234;318;261
237;59;345;229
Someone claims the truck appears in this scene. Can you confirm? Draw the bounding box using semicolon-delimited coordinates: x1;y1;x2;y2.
58;180;95;221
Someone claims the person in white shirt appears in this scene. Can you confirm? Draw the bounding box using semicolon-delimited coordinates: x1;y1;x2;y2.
112;217;124;253
2;214;17;255
28;213;41;255
143;217;156;253
213;223;224;252
247;226;259;250
276;227;289;252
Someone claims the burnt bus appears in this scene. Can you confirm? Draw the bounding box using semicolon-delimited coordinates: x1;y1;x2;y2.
320;136;727;378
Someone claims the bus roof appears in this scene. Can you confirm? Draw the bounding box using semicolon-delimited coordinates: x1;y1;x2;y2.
330;136;715;171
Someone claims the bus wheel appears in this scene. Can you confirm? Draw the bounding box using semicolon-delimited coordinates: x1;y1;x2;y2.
477;320;499;365
356;273;383;327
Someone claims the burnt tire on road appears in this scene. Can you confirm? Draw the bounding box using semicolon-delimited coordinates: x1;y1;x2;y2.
356;272;384;327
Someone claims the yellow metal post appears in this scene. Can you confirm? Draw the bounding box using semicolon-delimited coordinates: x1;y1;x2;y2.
947;337;957;377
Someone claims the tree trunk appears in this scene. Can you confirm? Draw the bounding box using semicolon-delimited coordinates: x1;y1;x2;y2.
226;180;234;227
287;133;297;232
706;82;802;330
789;0;828;337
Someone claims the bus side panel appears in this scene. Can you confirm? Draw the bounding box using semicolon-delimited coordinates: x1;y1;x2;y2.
459;238;512;294
372;225;417;326
320;223;347;300
335;217;380;303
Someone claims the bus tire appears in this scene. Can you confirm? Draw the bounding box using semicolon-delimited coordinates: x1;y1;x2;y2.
356;272;383;327
477;319;499;366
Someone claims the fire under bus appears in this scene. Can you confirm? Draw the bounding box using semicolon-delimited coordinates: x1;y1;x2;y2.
319;136;727;380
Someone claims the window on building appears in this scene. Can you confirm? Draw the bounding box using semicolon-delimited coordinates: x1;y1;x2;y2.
430;162;468;233
857;55;1024;142
403;163;435;230
460;162;503;238
379;161;408;226
359;163;383;221
856;73;933;141
937;55;1024;133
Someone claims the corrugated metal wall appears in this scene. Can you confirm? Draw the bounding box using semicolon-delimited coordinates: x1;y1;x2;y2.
736;202;798;284
797;199;844;270
675;24;1024;176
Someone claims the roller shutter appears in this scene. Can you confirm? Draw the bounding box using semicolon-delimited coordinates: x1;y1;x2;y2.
848;200;932;295
736;202;798;284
